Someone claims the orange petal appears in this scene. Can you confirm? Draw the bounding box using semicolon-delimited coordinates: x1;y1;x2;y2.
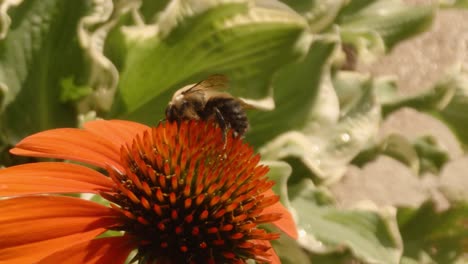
253;240;281;264
263;189;298;239
1;229;105;264
268;246;281;264
0;162;114;196
39;236;136;264
10;128;123;171
84;119;150;150
0;196;122;263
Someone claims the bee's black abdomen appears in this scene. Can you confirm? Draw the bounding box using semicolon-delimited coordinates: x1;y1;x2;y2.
202;97;249;137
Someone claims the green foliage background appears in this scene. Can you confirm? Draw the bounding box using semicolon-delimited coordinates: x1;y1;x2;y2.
0;0;467;263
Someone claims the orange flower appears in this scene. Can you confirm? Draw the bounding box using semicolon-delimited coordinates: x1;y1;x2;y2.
0;120;297;264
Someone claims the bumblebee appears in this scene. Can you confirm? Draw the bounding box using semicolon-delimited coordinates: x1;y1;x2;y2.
165;74;250;138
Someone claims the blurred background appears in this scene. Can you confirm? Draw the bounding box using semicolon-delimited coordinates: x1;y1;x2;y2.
337;0;468;212
0;1;467;263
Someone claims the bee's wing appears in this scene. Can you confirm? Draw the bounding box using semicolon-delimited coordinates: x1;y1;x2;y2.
184;74;229;94
189;75;257;110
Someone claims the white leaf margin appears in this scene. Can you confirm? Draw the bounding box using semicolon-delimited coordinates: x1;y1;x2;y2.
77;0;141;112
0;0;23;39
0;0;23;109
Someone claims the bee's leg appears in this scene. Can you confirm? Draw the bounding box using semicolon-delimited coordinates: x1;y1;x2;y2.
213;107;228;144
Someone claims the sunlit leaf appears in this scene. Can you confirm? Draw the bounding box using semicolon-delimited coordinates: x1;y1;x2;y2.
301;0;346;32
260;70;380;182
333;0;436;67
337;1;435;49
336;0;378;19
332;70;396;116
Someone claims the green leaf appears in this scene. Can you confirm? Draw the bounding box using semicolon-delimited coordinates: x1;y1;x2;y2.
60;77;93;103
260;70;380;182
382;67;468;147
300;0;346;33
337;1;435;49
336;0;378;19
271;234;312;264
413;136;450;175
0;81;4;110
333;71;394;115
436;73;468;148
283;1;434;67
110;1;307;122
263;160;293;208
279;0;315;14
247;40;336;147
0;0;87;145
352;134;450;175
266;156;402;263
398;201;468;263
139;0;170;23
338;27;386;65
381;73;458;117
333;1;435;67
352;134;420;174
440;0;468;8
0;0;23;39
309;250;361;264
291;178;403;264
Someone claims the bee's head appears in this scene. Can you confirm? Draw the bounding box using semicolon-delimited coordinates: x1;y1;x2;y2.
165;100;187;122
165;85;189;122
166;97;202;122
165;85;205;122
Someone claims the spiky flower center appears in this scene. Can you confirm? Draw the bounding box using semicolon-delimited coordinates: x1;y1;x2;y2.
107;121;280;263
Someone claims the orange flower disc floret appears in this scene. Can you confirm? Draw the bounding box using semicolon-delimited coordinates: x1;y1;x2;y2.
106;121;280;263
